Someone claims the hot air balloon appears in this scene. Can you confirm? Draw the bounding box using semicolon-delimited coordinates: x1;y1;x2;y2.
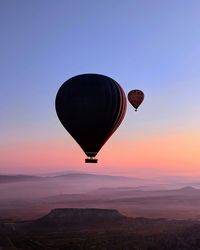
55;74;127;163
128;89;144;111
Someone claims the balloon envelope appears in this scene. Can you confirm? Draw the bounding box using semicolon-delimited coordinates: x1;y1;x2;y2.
55;74;127;162
128;89;144;111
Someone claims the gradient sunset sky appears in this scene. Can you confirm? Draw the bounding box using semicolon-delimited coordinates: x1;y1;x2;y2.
1;1;200;176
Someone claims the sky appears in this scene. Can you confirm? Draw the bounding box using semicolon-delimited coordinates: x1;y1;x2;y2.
1;0;200;176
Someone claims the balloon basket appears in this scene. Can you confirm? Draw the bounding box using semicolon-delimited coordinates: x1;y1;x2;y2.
85;158;98;163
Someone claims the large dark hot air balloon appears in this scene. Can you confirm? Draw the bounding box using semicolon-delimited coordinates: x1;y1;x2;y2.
55;74;127;163
128;89;144;111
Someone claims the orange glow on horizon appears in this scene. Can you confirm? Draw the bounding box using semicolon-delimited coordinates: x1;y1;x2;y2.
100;130;200;174
1;130;200;175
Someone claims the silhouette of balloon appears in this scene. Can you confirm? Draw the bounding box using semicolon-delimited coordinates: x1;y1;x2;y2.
128;89;144;111
55;74;127;163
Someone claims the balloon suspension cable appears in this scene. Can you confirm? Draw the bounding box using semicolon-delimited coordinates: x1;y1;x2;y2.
85;157;98;163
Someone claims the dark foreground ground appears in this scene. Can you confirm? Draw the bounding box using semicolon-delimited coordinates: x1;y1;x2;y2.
1;208;200;250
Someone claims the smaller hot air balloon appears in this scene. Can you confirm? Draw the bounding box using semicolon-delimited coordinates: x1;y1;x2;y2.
128;89;144;111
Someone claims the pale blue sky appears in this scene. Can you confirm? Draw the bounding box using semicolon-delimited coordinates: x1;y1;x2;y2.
1;1;200;173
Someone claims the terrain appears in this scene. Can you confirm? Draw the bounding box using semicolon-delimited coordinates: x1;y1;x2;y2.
1;173;200;221
1;173;200;249
1;208;200;250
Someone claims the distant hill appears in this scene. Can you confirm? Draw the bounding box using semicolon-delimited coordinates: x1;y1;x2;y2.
178;186;197;192
0;172;142;183
53;173;140;180
0;173;146;202
90;185;200;197
156;175;200;184
0;173;141;185
0;175;41;183
39;170;86;177
44;186;200;204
